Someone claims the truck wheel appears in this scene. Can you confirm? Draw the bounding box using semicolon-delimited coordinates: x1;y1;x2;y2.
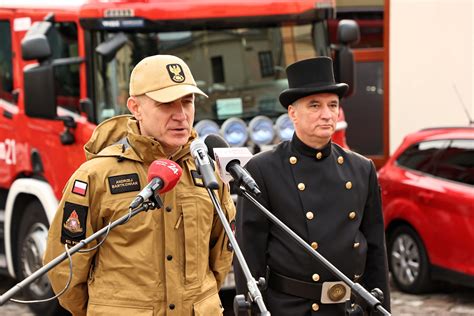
16;200;70;315
387;225;433;294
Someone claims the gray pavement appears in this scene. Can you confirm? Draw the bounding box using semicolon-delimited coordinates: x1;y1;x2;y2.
1;275;474;315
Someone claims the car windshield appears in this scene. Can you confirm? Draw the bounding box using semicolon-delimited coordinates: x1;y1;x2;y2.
90;22;330;125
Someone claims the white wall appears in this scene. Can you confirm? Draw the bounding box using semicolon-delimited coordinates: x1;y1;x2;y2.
390;0;473;153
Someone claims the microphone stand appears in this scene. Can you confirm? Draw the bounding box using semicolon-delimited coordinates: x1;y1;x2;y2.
0;200;159;306
205;187;270;316
238;187;390;316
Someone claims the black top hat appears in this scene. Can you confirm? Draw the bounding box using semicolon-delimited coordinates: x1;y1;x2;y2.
279;57;349;108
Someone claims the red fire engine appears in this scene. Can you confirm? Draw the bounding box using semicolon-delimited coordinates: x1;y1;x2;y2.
0;0;359;314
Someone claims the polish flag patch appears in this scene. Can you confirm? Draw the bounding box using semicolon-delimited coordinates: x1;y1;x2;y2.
72;180;88;196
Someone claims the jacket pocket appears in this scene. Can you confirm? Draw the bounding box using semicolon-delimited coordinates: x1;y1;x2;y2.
87;302;153;316
182;202;199;284
193;292;223;316
354;231;368;278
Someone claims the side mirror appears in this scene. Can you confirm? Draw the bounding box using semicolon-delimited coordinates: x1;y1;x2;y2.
337;20;360;46
333;20;360;97
21;21;53;62
95;32;128;63
23;64;57;119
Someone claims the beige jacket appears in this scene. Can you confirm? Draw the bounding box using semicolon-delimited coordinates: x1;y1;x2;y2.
44;115;236;316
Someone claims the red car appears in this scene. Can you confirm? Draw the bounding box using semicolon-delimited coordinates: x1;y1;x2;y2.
378;127;474;293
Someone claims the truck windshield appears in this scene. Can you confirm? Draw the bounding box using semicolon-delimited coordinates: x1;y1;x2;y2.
91;22;330;129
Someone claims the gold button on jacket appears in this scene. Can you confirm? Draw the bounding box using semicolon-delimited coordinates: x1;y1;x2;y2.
312;273;320;282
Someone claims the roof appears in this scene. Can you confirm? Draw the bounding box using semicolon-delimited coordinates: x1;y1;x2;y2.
0;0;335;20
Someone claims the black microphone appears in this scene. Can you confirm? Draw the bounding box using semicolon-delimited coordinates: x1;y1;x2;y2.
204;134;261;196
190;138;219;189
129;159;183;209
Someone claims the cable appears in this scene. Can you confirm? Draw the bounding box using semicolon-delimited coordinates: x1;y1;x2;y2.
78;221;112;253
79;206;127;253
11;244;74;304
10;204;143;304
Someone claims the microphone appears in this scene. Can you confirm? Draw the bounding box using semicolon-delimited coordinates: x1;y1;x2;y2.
204;134;261;196
129;159;183;209
190;138;219;189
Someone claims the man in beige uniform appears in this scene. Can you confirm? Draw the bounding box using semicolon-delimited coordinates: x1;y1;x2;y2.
44;55;236;316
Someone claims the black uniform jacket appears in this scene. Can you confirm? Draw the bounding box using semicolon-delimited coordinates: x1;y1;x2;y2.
234;135;390;315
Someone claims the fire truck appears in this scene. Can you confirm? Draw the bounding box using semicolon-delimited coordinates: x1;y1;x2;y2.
0;0;359;314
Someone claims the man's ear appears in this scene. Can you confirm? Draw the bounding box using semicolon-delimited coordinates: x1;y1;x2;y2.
288;104;297;123
127;96;141;120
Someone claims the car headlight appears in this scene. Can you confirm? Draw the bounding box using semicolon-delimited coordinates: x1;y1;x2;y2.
248;115;275;145
275;113;294;141
221;117;248;147
194;119;220;137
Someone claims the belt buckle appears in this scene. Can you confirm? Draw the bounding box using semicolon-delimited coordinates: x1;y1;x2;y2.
320;281;351;304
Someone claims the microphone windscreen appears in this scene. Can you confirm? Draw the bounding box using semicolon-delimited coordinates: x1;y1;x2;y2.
204;134;229;160
147;159;183;193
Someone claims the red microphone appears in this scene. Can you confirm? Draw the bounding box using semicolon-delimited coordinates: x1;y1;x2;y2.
129;159;182;209
147;159;183;193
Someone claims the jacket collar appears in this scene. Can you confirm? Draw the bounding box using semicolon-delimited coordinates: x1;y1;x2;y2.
291;134;332;161
88;115;195;164
126;118;195;164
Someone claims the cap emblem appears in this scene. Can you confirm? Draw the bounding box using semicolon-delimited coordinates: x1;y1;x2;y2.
167;64;185;83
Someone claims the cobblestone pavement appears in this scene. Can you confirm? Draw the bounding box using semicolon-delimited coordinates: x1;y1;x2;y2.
1;275;474;315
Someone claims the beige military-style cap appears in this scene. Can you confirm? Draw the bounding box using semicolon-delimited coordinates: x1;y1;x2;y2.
129;54;207;103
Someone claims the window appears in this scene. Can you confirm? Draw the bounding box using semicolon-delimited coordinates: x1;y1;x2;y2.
0;21;14;102
396;140;449;173
211;56;225;83
47;22;80;110
433;139;474;185
258;51;274;77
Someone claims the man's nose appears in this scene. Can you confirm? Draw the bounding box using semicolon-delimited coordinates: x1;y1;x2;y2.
320;105;332;119
171;101;187;120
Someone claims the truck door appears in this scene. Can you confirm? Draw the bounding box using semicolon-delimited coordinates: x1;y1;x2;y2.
0;16;16;189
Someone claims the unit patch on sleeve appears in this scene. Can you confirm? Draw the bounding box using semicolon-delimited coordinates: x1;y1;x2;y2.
61;202;88;246
72;180;88;196
108;173;141;194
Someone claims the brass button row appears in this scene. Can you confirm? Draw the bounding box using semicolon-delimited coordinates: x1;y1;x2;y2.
298;181;352;191
289;155;344;165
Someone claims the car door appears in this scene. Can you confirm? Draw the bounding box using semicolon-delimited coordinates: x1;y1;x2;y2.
424;139;474;274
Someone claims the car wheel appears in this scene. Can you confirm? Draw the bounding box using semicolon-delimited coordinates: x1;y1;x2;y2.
387;225;433;294
16;200;70;316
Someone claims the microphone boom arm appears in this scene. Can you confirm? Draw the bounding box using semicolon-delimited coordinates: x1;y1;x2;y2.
206;187;270;316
